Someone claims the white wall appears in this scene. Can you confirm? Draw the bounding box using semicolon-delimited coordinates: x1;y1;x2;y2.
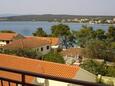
0;40;12;46
51;45;59;49
48;80;68;86
64;56;79;65
36;78;69;86
0;41;7;46
36;44;51;55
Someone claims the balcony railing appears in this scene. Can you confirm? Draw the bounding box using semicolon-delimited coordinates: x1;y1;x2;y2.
0;67;108;86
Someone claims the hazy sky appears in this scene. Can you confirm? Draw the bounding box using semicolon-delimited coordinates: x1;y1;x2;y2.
0;0;115;15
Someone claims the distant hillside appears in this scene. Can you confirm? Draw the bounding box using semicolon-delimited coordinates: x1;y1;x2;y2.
0;14;20;17
0;14;115;21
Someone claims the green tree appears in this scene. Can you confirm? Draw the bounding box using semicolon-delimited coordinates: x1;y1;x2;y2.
110;42;115;49
0;49;41;59
81;59;115;77
51;24;71;37
75;25;95;47
95;29;106;40
15;49;41;59
51;24;77;48
33;27;47;37
85;39;115;62
106;25;115;41
81;60;108;76
43;52;65;64
85;39;106;59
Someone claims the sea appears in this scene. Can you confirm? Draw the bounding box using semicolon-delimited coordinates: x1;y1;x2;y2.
0;21;113;36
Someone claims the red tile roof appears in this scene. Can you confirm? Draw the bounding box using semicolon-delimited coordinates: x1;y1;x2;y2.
26;36;60;46
0;33;17;40
60;48;84;57
0;54;79;85
2;37;50;50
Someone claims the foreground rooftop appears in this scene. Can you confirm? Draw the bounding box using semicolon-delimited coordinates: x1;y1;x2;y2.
0;54;79;79
0;54;105;86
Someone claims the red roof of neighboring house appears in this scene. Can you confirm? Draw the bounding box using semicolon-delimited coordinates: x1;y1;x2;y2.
2;37;50;50
26;36;60;46
0;33;17;40
0;54;79;85
60;48;84;57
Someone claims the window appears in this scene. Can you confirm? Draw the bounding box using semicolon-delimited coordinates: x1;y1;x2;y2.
46;46;49;50
6;41;10;44
41;47;43;51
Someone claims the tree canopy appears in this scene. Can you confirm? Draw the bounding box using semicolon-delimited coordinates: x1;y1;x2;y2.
106;25;115;41
0;49;41;59
81;60;115;77
74;25;95;47
32;27;47;37
95;29;106;40
84;39;115;62
51;24;71;37
0;30;16;33
51;24;77;48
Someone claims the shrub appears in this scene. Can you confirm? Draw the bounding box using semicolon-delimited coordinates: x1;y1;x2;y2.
81;59;115;77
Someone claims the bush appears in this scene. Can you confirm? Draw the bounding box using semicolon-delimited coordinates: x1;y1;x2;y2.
43;52;65;64
81;59;115;77
0;49;41;59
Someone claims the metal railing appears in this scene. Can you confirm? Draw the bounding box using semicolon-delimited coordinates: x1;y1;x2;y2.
0;67;107;86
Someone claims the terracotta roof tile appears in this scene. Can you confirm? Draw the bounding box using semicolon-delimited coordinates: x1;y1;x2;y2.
0;33;17;40
0;54;79;83
60;48;84;57
26;36;60;46
2;37;50;50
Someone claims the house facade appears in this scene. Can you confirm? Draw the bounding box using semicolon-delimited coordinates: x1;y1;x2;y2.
2;37;51;55
26;36;60;49
0;33;25;46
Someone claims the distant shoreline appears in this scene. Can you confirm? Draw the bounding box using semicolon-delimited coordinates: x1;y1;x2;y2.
0;20;115;25
0;14;115;24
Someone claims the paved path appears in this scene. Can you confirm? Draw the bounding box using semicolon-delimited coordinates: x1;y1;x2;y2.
69;68;96;86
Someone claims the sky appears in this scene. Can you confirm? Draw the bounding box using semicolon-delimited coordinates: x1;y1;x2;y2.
0;0;115;16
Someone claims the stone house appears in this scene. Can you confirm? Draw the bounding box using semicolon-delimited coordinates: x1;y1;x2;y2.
2;37;51;55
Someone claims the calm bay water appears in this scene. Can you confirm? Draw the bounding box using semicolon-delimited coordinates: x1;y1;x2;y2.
0;21;112;36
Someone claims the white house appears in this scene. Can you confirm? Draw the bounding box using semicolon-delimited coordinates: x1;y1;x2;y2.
0;33;25;46
2;37;51;55
26;36;60;49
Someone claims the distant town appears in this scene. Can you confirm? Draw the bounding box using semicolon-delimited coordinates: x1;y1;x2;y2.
0;14;115;24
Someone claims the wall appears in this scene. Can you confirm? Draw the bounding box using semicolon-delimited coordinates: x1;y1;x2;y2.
0;41;7;46
36;78;68;86
0;40;11;46
37;44;51;55
63;55;79;65
51;45;59;49
48;80;68;86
